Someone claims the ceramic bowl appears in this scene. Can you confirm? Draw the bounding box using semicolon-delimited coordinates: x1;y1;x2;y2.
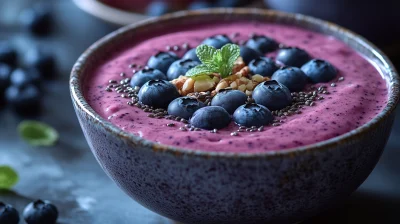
70;8;399;224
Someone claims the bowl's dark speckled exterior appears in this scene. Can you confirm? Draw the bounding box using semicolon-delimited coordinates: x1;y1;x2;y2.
70;9;400;224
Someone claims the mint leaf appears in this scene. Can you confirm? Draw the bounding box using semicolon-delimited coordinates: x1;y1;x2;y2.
186;64;215;78
221;44;240;67
18;120;59;147
0;166;19;189
196;44;218;66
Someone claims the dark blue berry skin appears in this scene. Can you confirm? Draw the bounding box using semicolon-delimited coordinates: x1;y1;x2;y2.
253;80;292;111
240;46;263;64
0;202;20;224
245;35;279;54
10;68;42;88
23;200;58;224
233;103;274;127
147;51;178;74
146;1;170;16
249;57;279;77
190;106;231;130
6;83;42;115
130;68;167;88
168;96;205;120
0;42;17;66
276;47;311;67
271;66;308;92
301;59;337;83
0;63;12;93
138;80;180;109
182;48;200;62
201;34;232;49
167;59;200;80
24;48;56;79
20;6;52;36
188;1;214;9
211;89;247;114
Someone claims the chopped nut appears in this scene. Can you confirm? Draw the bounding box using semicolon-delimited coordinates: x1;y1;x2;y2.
182;78;195;95
215;80;229;92
194;78;216;92
246;82;255;91
252;74;264;83
245;90;253;96
230;81;238;89
238;84;246;92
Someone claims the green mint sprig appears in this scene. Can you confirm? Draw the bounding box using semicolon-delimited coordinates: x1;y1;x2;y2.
186;44;240;79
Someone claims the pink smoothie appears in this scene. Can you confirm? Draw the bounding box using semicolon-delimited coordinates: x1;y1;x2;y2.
84;22;388;153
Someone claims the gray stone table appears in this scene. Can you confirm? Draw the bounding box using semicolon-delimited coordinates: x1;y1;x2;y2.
0;0;399;223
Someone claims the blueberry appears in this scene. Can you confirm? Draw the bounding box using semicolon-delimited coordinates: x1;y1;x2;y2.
240;46;263;64
146;1;170;16
211;89;247;114
201;34;232;49
10;68;42;88
248;57;279;77
0;42;17;66
24;48;56;79
130;68;167;88
190;106;231;130
301;59;337;83
168;96;205;120
0;63;12;93
138;80;180;108
182;48;200;62
271;67;308;92
189;1;214;9
233;103;273;127
167;59;200;80
147;51;178;74
245;35;279;54
23;200;58;224
252;80;292;111
0;202;20;224
19;6;52;36
5;84;42;115
276;47;311;67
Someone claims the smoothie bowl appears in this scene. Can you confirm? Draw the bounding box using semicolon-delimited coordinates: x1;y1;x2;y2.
70;8;399;224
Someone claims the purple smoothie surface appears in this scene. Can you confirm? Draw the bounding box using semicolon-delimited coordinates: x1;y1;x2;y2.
83;22;388;153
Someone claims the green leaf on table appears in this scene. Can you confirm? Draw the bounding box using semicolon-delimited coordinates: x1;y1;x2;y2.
18;120;59;147
0;166;19;190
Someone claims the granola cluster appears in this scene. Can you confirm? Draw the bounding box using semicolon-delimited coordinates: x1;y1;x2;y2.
170;57;270;100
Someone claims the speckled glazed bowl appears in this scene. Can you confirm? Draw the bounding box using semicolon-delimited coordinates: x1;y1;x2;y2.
70;9;399;224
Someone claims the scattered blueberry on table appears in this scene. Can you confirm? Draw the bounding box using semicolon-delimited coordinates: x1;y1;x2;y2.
19;5;53;36
0;202;20;224
23;200;58;224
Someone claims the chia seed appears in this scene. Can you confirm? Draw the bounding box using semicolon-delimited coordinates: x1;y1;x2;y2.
210;129;218;133
258;126;264;131
179;127;187;131
331;83;336;87
109;80;117;84
338;77;344;81
129;64;136;68
166;45;171;51
182;43;189;50
231;132;239;136
120;72;126;77
180;118;188;124
272;123;280;126
147;114;155;118
173;45;180;51
189;127;195;131
105;87;112;92
194;128;201;131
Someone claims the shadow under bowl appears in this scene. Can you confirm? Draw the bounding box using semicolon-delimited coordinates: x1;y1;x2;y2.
70;8;400;224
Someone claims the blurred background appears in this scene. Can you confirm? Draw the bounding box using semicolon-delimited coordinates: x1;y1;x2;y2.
0;0;399;223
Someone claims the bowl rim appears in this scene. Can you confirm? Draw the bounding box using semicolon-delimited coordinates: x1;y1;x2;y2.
72;0;148;25
70;8;400;159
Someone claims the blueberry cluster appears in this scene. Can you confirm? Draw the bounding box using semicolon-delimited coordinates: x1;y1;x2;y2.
0;44;55;116
0;5;55;116
0;200;58;224
123;33;338;131
146;0;252;17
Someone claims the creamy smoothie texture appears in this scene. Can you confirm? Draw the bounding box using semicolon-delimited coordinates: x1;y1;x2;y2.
84;22;388;153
